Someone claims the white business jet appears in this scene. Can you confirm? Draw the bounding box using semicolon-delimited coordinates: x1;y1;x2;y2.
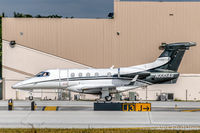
12;42;196;101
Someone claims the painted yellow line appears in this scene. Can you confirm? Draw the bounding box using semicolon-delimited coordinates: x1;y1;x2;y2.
181;109;200;112
44;106;57;111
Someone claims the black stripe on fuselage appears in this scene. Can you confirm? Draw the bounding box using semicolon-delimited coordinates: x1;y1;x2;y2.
33;76;133;84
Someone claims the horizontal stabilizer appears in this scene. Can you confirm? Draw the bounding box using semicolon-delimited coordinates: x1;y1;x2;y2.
159;42;196;50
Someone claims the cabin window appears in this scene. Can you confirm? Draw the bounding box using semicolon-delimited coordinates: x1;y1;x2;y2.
107;72;112;77
95;72;99;77
71;73;75;78
78;73;82;77
86;73;90;77
36;72;50;77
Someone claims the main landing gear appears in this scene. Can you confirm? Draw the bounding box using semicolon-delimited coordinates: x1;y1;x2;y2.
100;88;112;101
105;95;112;101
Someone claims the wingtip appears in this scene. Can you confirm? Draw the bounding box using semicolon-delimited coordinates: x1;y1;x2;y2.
189;42;197;47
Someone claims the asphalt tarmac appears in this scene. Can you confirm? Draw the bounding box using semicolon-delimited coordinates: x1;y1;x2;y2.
0;100;200;112
0;101;200;129
0;111;200;129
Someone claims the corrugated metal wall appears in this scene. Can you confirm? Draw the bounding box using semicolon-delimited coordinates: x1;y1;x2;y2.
2;1;200;73
3;18;114;67
114;1;200;73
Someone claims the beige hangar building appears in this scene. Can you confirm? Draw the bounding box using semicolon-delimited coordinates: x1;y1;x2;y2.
2;0;200;101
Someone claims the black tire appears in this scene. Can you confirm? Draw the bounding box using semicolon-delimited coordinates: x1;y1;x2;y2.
105;96;112;101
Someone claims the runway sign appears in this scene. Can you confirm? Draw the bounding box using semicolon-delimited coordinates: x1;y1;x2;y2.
94;102;122;111
135;103;151;111
122;103;151;111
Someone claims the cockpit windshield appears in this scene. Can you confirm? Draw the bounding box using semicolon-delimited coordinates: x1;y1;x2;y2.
35;71;50;77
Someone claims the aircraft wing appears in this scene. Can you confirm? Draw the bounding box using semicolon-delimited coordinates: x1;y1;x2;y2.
116;79;152;93
68;84;115;93
68;74;152;94
81;84;115;90
68;75;139;91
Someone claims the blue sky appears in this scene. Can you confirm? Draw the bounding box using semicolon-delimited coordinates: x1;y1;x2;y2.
0;0;113;18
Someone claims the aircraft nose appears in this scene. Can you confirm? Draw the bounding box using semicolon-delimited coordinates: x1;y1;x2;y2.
12;82;22;89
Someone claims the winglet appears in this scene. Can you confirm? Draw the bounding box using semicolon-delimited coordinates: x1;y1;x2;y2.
128;75;139;85
131;75;138;82
110;65;114;69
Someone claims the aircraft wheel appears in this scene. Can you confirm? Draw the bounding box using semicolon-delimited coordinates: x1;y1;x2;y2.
105;95;112;101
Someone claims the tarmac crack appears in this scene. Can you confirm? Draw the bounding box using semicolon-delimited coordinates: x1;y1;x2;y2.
20;111;38;128
147;111;152;124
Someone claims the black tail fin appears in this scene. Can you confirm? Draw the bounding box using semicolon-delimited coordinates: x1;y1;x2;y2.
158;42;196;72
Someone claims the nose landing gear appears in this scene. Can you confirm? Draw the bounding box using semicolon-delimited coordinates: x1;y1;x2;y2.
28;90;33;100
